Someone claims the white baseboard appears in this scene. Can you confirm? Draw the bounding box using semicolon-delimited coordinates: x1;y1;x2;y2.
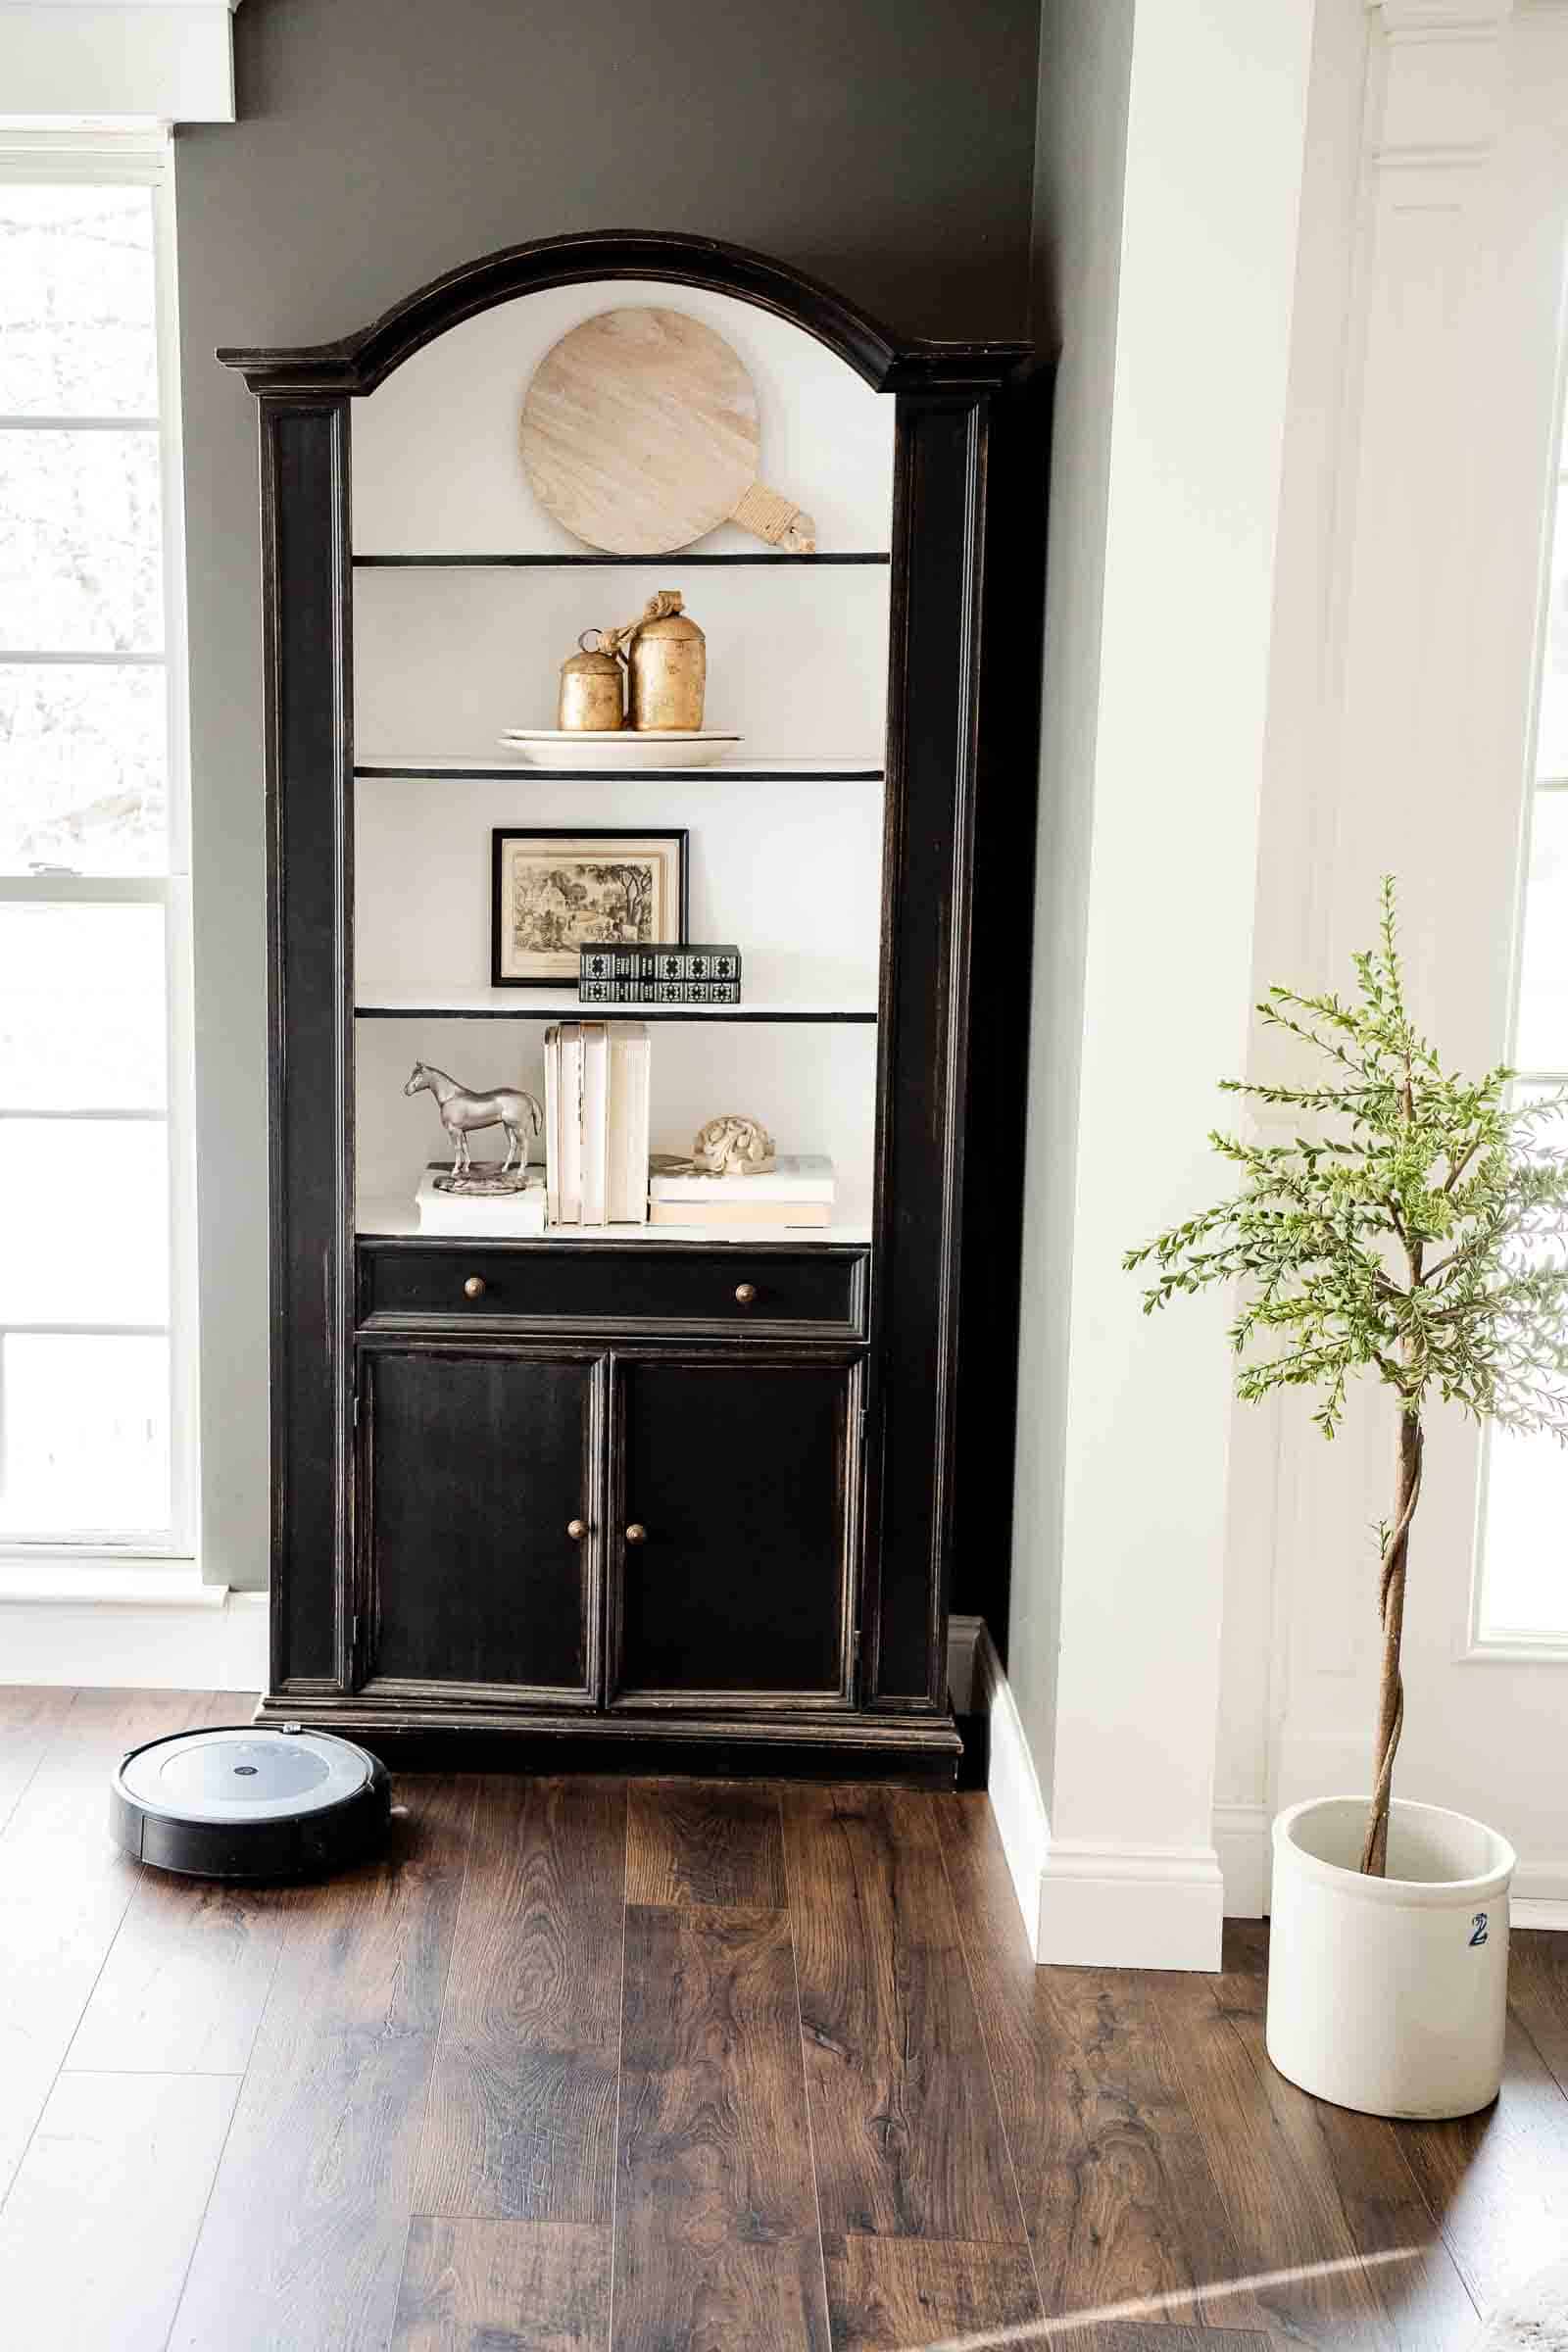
1508;1858;1568;1931
18;1590;1559;1936
1512;1901;1568;1930
965;1618;1051;1962
0;1572;268;1692
954;1618;1223;1971
1210;1799;1568;1931
1036;1837;1225;1971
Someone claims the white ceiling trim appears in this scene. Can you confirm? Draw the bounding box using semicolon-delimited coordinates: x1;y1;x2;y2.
0;0;242;124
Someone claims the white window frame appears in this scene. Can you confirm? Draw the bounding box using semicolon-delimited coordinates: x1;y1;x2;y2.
1467;307;1568;1662
0;128;199;1568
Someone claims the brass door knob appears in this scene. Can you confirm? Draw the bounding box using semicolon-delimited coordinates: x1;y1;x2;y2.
463;1274;486;1299
566;1518;587;1541
734;1283;758;1305
624;1522;648;1544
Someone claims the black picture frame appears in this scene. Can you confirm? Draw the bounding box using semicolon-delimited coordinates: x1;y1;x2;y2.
489;826;690;988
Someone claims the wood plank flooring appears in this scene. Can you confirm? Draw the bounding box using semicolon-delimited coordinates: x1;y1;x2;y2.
3;1694;1567;2351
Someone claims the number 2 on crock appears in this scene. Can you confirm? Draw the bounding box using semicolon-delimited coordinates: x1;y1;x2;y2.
1469;1912;1489;1946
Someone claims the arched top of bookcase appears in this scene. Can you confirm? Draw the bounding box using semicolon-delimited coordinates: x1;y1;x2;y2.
216;227;1028;398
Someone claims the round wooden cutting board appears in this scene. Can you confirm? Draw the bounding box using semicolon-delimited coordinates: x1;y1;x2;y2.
519;307;814;555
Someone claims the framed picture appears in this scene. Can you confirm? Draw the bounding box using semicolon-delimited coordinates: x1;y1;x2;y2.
490;828;689;987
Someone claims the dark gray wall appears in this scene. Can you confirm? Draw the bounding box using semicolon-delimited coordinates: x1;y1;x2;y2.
173;0;1042;1588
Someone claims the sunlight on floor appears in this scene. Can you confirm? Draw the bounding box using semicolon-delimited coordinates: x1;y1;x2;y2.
911;2246;1423;2351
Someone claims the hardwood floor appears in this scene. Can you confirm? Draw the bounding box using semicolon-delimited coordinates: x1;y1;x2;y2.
2;1693;1566;2350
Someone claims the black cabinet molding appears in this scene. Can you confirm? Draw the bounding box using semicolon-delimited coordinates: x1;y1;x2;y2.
259;395;355;1694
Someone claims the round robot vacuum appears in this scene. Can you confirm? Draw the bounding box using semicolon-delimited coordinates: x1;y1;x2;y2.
111;1724;391;1881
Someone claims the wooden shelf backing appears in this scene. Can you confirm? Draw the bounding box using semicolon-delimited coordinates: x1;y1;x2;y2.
357;1196;871;1245
356;1001;878;1024
352;551;892;567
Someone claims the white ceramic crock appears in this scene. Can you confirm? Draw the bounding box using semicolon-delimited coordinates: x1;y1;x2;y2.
1265;1794;1516;2120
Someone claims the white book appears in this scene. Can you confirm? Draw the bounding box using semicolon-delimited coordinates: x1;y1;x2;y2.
648;1152;835;1204
416;1165;546;1236
543;1024;561;1228
581;1022;609;1228
607;1022;651;1223
558;1023;583;1224
648;1200;830;1229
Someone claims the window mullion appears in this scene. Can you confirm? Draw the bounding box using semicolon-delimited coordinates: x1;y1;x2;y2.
0;416;160;433
0;876;171;905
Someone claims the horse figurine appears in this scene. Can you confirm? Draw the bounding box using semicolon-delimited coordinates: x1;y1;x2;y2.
404;1062;544;1183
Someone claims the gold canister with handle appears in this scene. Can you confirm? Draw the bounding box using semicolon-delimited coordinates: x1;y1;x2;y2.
557;628;625;731
606;590;707;732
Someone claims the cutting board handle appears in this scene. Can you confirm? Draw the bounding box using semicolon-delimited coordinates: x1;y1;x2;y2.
729;481;817;553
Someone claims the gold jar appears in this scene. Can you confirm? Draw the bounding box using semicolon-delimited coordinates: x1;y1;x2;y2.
609;591;707;732
557;629;624;731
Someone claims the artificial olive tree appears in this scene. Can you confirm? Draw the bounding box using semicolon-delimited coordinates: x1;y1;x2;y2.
1125;882;1568;1875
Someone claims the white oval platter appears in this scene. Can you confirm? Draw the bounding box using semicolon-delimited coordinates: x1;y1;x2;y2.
498;729;742;770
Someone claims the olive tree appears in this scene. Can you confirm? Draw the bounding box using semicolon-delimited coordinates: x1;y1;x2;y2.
1124;882;1568;1874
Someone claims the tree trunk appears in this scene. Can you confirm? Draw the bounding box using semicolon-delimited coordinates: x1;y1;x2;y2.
1360;1405;1424;1876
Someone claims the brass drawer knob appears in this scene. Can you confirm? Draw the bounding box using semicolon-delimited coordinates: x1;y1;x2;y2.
566;1518;587;1541
734;1282;758;1305
625;1522;648;1544
463;1274;486;1299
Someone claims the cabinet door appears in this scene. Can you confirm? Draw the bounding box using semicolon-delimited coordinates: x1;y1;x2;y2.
609;1355;860;1708
361;1347;604;1704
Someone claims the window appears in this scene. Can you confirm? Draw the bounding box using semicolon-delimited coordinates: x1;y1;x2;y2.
0;136;195;1557
1476;421;1568;1646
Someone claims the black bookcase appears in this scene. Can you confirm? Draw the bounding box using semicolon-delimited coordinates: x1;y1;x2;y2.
220;229;1042;1780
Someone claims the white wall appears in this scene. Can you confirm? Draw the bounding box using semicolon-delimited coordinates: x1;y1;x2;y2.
1006;0;1316;1968
1004;0;1568;1959
1216;0;1568;1922
1008;0;1137;1843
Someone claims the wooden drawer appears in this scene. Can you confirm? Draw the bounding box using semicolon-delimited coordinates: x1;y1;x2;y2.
358;1240;868;1340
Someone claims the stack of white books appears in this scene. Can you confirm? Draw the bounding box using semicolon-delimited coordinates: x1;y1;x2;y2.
648;1152;836;1230
416;1163;547;1236
545;1021;652;1226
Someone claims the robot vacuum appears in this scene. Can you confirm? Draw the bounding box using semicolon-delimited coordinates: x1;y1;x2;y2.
111;1723;391;1880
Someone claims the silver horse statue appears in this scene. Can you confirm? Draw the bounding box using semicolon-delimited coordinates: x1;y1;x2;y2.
404;1061;544;1186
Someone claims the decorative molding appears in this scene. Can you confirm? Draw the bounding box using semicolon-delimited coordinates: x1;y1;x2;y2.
1364;0;1512;170
0;1574;267;1690
216;229;1029;401
0;0;241;124
16;1;240;11
1369;0;1511;32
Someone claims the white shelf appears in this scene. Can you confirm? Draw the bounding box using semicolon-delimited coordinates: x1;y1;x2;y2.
357;1197;870;1246
356;755;885;779
356;998;877;1023
352;554;892;568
